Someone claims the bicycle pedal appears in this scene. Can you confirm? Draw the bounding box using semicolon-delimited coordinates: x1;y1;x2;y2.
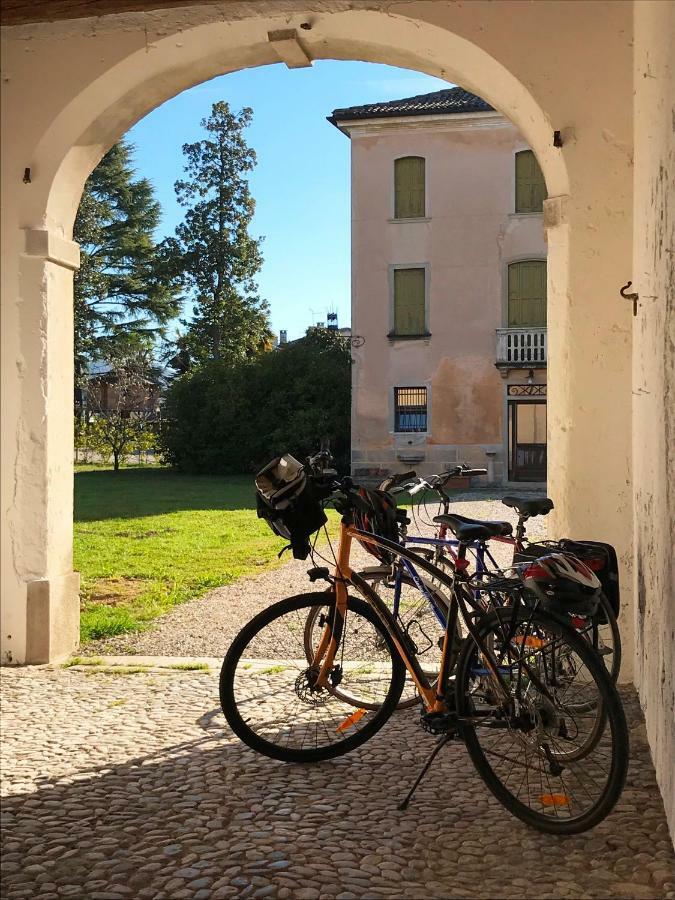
420;711;458;736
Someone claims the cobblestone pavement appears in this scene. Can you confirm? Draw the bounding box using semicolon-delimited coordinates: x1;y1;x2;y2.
2;667;673;900
83;493;548;659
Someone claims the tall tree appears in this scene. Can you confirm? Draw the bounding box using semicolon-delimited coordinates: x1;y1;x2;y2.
169;101;272;365
73;140;180;382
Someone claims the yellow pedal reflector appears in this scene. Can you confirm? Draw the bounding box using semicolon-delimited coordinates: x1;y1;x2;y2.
514;635;546;649
336;708;367;732
539;793;571;808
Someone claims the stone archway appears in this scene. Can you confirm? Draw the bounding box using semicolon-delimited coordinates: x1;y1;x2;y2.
1;1;634;666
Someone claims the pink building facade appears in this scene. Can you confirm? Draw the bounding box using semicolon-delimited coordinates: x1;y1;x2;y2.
331;88;548;484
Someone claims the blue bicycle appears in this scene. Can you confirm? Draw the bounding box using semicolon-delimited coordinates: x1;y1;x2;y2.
304;466;620;710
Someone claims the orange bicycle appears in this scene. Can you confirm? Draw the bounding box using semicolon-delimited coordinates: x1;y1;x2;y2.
219;454;629;834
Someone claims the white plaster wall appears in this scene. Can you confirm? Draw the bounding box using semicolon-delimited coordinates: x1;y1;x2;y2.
632;0;675;842
348;119;547;475
1;1;634;672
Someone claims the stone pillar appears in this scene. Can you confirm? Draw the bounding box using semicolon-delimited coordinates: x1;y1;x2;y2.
632;0;675;840
0;229;80;664
545;193;634;681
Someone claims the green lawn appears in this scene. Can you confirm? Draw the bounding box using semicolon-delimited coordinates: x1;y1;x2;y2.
74;466;294;642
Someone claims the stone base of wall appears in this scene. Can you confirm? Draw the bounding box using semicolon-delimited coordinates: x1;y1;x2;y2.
351;444;505;484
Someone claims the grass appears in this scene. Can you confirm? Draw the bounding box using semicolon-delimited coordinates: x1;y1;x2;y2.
85;665;150;675
166;662;210;671
74;465;306;642
62;655;104;667
258;664;288;675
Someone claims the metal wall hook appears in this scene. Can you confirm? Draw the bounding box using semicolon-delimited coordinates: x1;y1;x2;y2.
620;281;639;316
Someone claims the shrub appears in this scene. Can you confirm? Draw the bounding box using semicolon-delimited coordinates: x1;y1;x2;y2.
160;329;351;473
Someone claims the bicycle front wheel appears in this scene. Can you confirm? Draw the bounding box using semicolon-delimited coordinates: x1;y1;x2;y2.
303;569;450;710
220;593;405;763
456;607;628;834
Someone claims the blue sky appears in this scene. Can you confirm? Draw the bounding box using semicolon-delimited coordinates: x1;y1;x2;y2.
126;61;449;341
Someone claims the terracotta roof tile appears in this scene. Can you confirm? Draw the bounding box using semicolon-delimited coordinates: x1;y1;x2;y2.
329;87;493;125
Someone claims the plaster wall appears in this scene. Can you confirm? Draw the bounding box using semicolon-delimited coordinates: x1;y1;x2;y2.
347;119;547;477
632;0;675;841
1;1;633;670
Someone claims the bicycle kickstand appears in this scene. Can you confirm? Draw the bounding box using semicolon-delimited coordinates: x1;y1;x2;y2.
397;733;452;811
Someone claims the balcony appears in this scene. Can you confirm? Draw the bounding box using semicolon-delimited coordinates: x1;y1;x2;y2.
496;327;547;368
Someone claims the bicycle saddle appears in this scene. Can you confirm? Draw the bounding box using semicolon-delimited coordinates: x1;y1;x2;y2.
433;513;513;542
501;496;554;517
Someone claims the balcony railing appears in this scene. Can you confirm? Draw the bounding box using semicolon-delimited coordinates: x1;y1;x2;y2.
496;327;547;367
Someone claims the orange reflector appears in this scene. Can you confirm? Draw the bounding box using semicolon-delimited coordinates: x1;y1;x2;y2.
514;635;546;649
336;708;367;732
539;793;571;808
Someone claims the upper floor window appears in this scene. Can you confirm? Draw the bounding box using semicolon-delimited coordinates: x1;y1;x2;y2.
393;267;426;336
394;156;425;219
508;260;547;326
515;149;546;214
394;386;428;433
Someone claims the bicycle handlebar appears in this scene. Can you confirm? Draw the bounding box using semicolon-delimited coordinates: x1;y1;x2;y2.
302;451;486;517
405;465;488;492
377;470;417;492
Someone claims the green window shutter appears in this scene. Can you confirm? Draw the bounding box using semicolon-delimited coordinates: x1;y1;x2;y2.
394;268;426;334
394;157;425;218
515;150;546;213
508;260;547;326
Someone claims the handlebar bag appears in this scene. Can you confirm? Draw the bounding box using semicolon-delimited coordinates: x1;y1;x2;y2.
255;455;327;560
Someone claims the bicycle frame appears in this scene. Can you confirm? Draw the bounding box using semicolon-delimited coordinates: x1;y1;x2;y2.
309;519;515;714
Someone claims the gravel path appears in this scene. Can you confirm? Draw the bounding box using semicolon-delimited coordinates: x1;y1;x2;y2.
1;666;673;900
83;493;548;659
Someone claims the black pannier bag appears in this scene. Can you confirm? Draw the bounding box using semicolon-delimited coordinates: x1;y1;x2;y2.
515;539;620;621
255;454;328;560
558;539;620;619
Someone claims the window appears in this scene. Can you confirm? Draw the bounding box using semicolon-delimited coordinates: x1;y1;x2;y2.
394;156;425;218
393;267;426;336
508;260;547;326
395;387;428;432
515;149;546;213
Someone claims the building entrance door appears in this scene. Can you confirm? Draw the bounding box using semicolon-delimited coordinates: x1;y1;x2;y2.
508;387;547;481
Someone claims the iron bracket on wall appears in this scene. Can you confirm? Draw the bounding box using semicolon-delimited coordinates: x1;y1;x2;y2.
620;281;640;316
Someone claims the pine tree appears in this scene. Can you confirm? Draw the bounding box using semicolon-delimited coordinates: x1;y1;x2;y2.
73;140;180;383
169;101;272;365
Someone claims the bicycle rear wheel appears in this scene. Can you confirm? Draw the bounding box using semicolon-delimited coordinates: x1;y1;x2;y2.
220;593;405;762
573;592;621;683
456;607;628;834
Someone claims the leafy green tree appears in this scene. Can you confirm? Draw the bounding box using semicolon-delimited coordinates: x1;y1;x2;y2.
83;350;162;471
160;328;351;473
168;101;272;366
73;140;181;384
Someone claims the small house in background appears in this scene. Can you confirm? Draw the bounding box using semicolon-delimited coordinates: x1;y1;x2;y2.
330;87;548;485
76;360;162;419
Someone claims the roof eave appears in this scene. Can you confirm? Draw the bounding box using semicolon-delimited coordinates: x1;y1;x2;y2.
329;109;508;137
326;114;351;137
